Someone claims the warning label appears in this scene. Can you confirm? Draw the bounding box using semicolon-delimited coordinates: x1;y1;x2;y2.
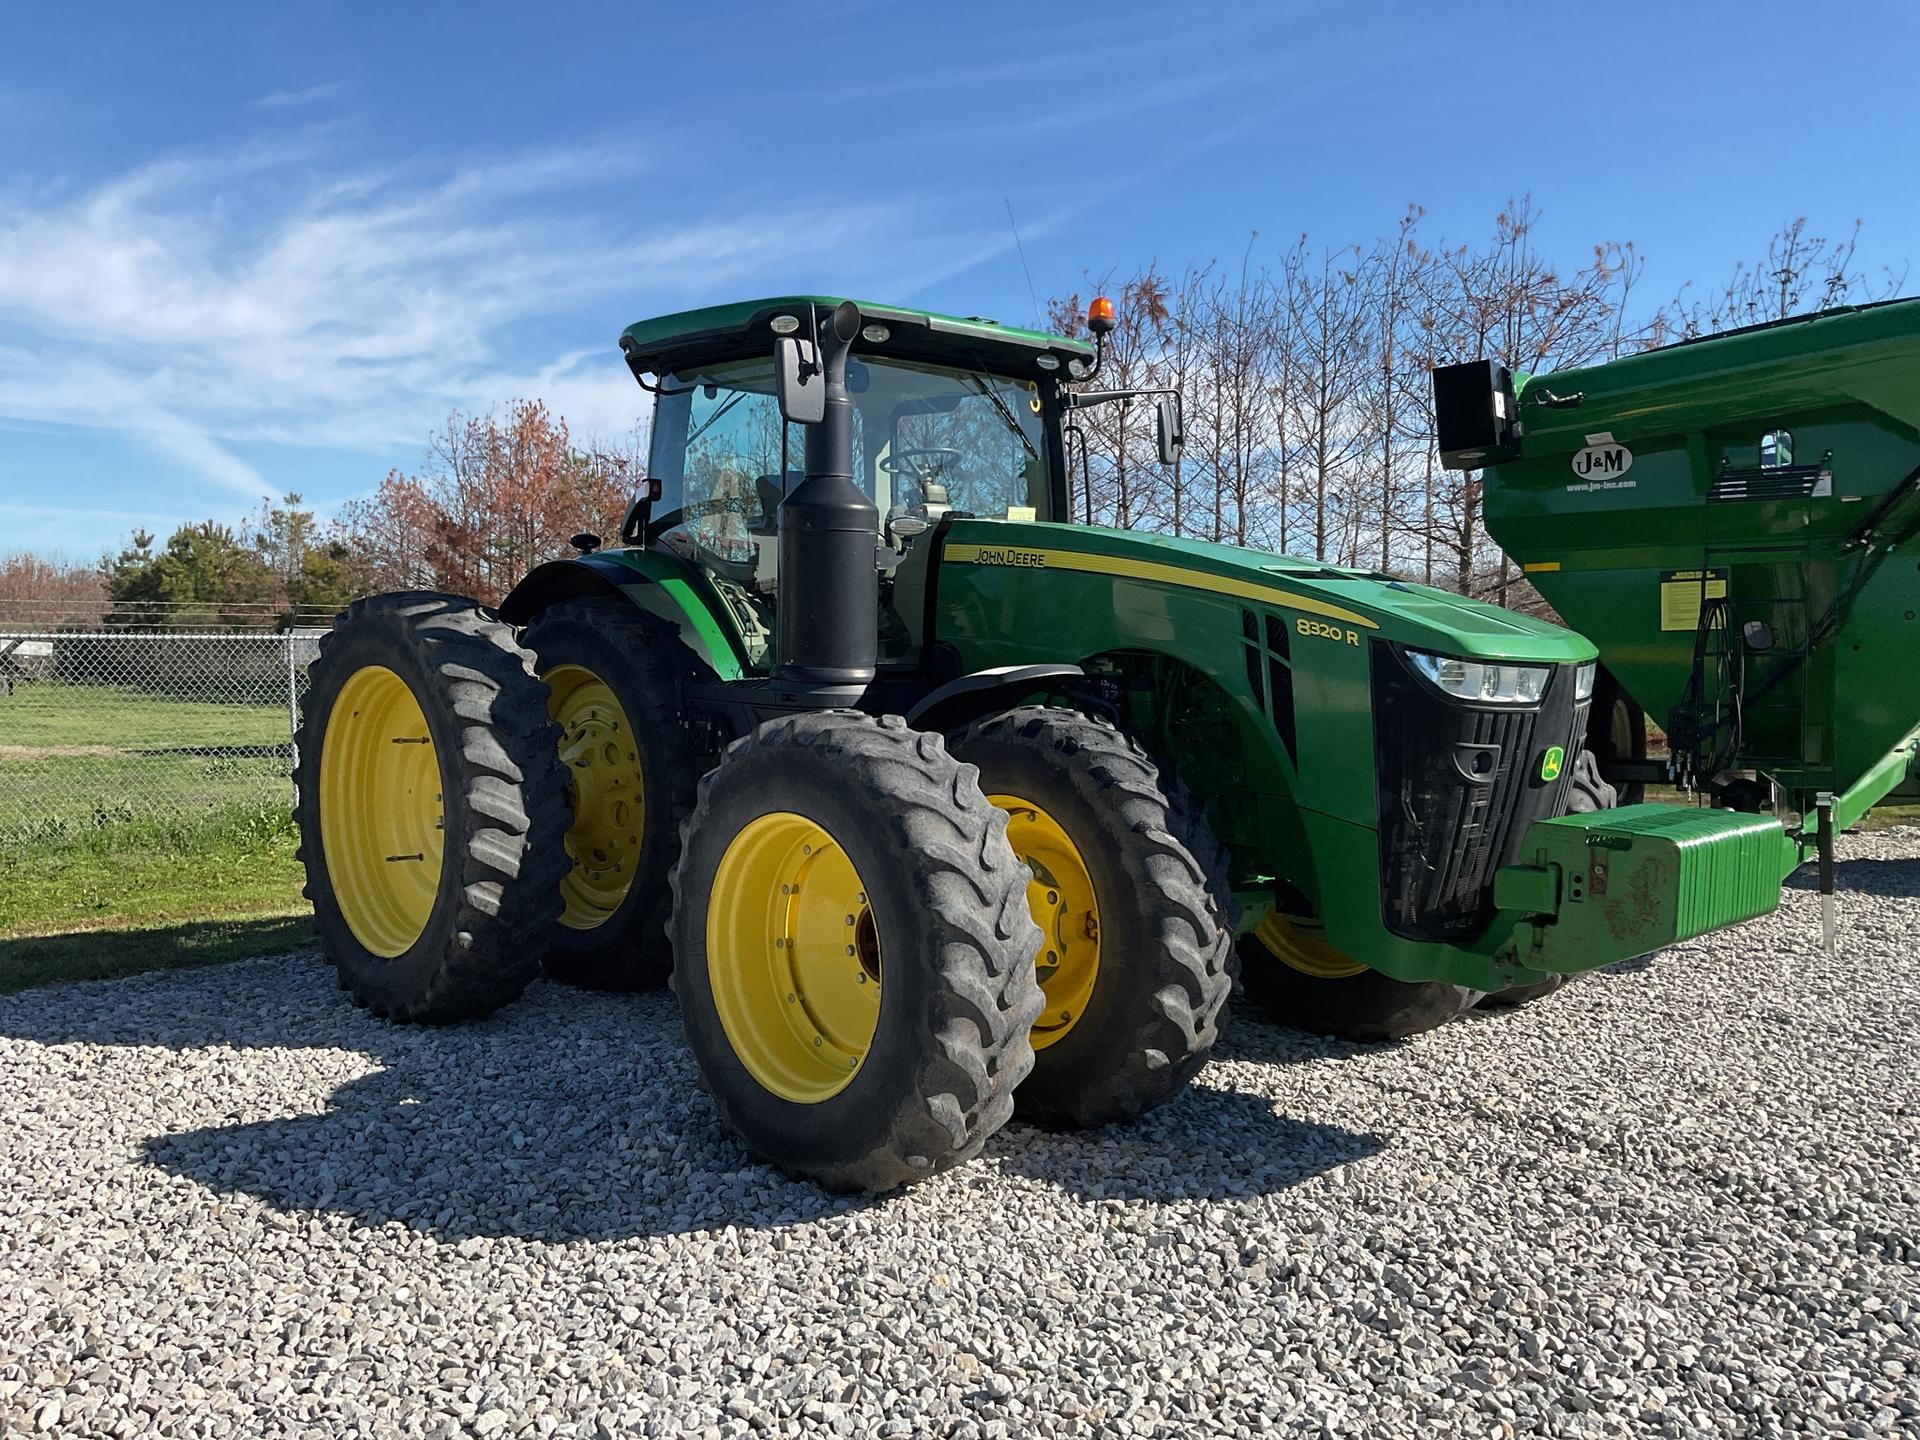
1658;568;1728;632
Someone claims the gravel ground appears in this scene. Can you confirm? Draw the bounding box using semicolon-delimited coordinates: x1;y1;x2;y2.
2;830;1916;1439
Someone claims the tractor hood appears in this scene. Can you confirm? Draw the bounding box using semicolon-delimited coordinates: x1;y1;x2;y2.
939;519;1596;664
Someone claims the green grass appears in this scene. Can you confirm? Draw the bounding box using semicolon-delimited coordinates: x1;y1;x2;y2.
0;798;311;993
0;678;310;991
0;679;288;749
5;750;293;835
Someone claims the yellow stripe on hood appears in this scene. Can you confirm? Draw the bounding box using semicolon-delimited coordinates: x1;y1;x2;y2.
941;543;1379;630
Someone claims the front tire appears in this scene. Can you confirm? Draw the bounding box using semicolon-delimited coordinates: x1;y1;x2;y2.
295;592;571;1022
669;712;1044;1193
522;598;702;991
947;707;1236;1129
1237;912;1475;1042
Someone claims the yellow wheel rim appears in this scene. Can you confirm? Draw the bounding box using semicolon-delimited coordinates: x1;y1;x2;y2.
991;794;1099;1050
1254;911;1368;979
707;812;881;1103
547;664;645;930
318;665;445;958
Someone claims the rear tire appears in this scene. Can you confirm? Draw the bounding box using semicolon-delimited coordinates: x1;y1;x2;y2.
295;592;571;1022
522;598;702;991
947;707;1237;1130
1236;913;1474;1042
669;712;1044;1193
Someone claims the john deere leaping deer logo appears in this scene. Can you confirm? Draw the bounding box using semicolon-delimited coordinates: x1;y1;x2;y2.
1539;745;1565;782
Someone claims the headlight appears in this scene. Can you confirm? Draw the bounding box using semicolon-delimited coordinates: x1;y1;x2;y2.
1575;661;1597;701
1406;649;1551;705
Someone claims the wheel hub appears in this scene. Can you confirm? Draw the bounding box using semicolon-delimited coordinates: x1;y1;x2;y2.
1254;911;1368;979
317;665;446;958
707;812;882;1103
546;665;645;930
990;795;1100;1050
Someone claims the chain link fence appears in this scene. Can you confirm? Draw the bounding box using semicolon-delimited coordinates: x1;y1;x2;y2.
0;630;322;851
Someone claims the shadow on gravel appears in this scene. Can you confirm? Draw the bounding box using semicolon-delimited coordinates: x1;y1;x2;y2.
5;960;1380;1239
995;1084;1381;1203
1784;856;1920;898
988;1001;1385;1203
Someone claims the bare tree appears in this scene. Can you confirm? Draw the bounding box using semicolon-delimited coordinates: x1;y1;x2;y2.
1674;218;1907;336
1041;202;1907;604
1281;238;1372;562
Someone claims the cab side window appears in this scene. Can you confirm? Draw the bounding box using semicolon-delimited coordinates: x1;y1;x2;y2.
650;363;791;591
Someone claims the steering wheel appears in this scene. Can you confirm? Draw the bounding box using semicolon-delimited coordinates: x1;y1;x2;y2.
879;447;963;482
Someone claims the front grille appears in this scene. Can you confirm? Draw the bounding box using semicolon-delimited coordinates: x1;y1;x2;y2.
1371;644;1590;942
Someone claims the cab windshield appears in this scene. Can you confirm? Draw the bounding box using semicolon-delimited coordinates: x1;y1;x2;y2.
647;353;1052;574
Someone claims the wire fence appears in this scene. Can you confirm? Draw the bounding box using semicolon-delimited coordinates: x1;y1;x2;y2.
0;629;322;850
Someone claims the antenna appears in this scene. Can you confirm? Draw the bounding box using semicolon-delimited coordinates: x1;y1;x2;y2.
1005;197;1041;329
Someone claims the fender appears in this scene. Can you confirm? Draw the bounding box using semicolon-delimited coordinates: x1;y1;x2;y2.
497;550;748;680
903;663;1099;735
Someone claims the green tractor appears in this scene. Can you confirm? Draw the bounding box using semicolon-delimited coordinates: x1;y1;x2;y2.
296;294;1785;1192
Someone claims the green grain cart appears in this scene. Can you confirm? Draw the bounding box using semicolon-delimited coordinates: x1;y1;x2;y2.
295;295;1785;1192
1435;297;1920;937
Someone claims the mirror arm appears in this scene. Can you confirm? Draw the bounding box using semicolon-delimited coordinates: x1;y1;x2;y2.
1064;385;1179;409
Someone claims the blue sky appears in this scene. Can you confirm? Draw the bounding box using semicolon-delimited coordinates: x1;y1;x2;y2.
3;0;1916;560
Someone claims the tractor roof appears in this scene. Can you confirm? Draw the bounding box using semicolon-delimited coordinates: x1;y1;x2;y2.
619;296;1094;380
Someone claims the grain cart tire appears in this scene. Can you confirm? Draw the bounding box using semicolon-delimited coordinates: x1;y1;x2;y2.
522;598;701;991
295;592;571;1022
947;707;1236;1129
1585;670;1647;806
1477;748;1620;1010
669;712;1045;1193
1236;914;1475;1042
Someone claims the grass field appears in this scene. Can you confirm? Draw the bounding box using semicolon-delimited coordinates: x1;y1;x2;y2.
0;679;290;749
0;679;312;993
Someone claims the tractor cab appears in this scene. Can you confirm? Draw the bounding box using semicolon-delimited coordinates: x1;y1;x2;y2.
615;296;1172;673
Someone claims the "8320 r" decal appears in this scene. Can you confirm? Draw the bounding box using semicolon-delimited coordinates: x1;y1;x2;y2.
1296;617;1361;646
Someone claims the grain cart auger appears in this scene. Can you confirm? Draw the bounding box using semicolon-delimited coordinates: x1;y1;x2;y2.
296;293;1787;1193
1434;297;1920;946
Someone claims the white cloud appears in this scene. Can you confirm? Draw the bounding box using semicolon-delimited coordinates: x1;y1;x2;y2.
253;82;348;110
0;139;903;505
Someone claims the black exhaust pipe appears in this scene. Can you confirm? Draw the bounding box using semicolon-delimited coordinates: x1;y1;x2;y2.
777;301;878;689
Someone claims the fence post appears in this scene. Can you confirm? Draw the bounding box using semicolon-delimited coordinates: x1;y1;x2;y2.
284;630;301;804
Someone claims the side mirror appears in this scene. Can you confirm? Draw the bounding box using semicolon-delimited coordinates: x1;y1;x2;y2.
1742;619;1775;653
1155;394;1184;467
775;336;824;425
